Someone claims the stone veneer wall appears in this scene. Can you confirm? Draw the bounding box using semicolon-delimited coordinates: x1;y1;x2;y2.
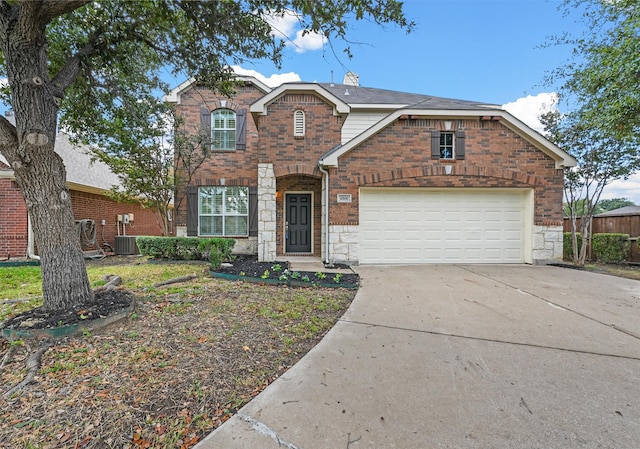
328;224;359;264
326;224;563;265
258;163;277;262
532;225;563;264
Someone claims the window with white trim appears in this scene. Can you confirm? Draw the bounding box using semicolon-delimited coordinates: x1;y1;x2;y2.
212;109;236;150
294;109;305;137
439;132;454;159
199;186;248;236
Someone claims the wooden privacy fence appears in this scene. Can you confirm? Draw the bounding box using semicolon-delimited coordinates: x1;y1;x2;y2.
563;214;640;263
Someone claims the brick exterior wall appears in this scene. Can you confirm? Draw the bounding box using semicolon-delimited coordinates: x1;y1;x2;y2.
0;178;28;258
175;83;565;262
175;87;340;256
1;181;163;258
173;82;265;250
70;190;163;251
328;119;563;226
174;82;265;204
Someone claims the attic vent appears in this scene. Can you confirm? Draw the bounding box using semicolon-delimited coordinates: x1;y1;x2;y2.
343;71;359;86
294;110;305;136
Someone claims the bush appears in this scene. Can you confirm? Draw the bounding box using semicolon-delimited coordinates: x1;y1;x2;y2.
563;232;582;260
591;233;630;264
136;237;235;268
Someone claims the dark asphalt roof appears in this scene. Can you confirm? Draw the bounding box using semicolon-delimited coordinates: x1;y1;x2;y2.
317;83;498;110
595;206;640;217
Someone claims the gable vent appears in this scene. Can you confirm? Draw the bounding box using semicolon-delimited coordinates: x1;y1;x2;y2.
294;110;305;136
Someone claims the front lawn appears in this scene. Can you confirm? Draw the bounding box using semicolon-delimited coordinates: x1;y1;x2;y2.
0;258;356;449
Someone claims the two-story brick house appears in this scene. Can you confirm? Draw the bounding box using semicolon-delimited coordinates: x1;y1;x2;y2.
166;72;576;265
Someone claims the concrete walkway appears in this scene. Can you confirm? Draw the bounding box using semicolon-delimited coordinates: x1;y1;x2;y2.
195;264;640;449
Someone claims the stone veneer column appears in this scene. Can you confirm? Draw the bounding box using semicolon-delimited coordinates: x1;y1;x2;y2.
532;225;563;264
258;163;277;262
329;224;359;264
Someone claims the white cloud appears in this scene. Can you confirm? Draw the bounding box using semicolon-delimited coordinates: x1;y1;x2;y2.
503;93;640;206
502;93;558;133
601;174;640;205
263;9;326;54
289;29;327;53
231;66;301;88
263;10;299;39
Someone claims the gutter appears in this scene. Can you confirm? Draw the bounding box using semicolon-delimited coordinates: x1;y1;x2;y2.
317;164;332;267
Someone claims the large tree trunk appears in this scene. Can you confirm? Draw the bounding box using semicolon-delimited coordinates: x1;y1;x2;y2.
0;3;94;312
14;148;94;312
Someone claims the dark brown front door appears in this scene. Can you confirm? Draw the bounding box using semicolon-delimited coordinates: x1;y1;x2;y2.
285;193;312;253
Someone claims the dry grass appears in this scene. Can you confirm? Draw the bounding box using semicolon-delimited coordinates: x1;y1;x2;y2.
0;261;355;449
586;262;640;281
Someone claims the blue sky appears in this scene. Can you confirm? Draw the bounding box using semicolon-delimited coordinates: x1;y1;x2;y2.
213;0;639;205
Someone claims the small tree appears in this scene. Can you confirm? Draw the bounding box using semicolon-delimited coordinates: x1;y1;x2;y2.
542;109;639;265
83;92;176;235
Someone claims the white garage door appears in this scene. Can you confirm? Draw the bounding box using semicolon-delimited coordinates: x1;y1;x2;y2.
359;188;528;264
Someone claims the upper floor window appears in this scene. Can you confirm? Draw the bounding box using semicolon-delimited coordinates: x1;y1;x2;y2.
294;110;305;137
439;132;454;159
431;130;466;160
212;109;236;150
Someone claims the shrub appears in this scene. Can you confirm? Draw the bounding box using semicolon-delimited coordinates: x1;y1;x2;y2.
136;237;235;268
563;232;582;260
591;233;630;264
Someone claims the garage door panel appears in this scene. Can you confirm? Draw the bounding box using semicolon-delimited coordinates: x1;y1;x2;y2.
360;189;527;264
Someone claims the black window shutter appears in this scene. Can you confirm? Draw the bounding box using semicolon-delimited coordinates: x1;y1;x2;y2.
431;131;441;159
186;185;198;236
455;130;466;160
200;108;211;146
248;186;258;236
236;108;247;150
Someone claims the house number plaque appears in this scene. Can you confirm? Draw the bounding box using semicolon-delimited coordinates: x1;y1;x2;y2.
337;194;352;203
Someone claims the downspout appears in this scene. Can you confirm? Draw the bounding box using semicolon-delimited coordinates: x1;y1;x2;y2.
27;213;40;260
317;164;332;267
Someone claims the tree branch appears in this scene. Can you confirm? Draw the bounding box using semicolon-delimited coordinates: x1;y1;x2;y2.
3;341;50;399
40;0;91;22
50;39;98;95
0;115;18;157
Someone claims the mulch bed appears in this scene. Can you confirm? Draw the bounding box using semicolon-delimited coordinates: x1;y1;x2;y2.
214;255;360;287
2;290;134;331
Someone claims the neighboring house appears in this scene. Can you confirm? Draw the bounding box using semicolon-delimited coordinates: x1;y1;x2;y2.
166;72;576;265
594;206;640;218
0;126;163;259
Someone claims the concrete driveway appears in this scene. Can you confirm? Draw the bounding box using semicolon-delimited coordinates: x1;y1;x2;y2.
196;265;640;449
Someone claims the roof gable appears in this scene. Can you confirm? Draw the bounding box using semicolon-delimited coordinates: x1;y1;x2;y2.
319;107;577;169
164;75;271;104
250;83;350;116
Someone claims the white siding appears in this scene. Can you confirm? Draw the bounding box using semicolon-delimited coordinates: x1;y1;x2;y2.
341;111;392;144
